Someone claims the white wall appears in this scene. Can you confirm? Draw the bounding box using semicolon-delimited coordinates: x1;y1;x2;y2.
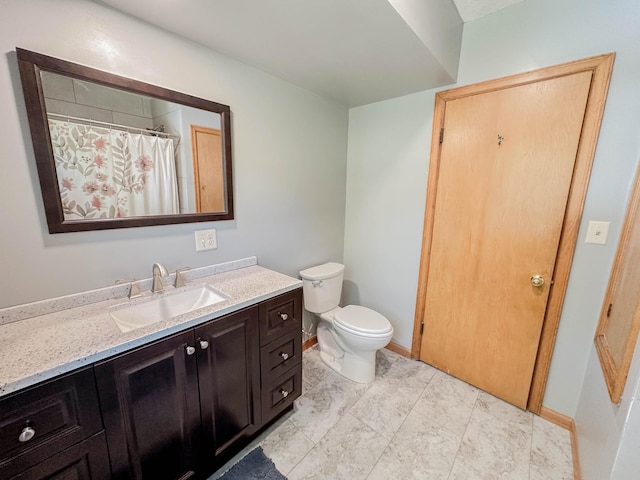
0;0;348;326
344;0;640;422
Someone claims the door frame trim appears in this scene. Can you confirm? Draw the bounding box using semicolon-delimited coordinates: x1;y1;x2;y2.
411;53;615;413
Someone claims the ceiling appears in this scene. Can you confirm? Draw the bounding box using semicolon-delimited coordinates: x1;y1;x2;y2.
95;0;524;107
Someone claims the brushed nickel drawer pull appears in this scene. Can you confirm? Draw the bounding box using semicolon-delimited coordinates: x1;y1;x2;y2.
280;352;289;360
19;425;35;443
279;312;288;321
280;388;289;398
186;345;196;356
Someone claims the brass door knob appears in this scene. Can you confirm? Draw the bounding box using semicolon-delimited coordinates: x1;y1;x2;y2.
530;275;545;287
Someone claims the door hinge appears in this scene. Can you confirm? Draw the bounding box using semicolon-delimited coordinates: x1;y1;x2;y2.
607;303;613;318
439;128;444;144
420;322;424;335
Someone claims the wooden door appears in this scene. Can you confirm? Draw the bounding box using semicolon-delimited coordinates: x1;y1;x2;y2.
95;331;201;480
191;126;225;213
420;72;592;408
195;307;261;468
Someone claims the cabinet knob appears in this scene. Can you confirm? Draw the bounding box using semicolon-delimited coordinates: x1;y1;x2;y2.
18;425;35;443
185;345;196;356
280;352;289;360
279;312;288;321
280;388;289;398
199;340;209;350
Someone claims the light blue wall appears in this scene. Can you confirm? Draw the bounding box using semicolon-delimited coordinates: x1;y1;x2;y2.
343;91;433;346
0;0;348;322
344;0;640;422
344;0;640;477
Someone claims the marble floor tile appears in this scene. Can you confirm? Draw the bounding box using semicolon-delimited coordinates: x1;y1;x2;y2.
529;415;574;480
287;413;390;480
289;368;370;443
259;418;315;476
449;407;532;480
412;369;479;435
349;381;423;439
375;348;437;389
227;347;575;480
367;406;462;480
475;390;534;435
301;345;334;389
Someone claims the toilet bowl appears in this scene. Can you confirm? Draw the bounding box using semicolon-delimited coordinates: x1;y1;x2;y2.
299;263;393;383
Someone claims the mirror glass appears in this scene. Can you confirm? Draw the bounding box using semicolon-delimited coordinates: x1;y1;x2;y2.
17;48;234;233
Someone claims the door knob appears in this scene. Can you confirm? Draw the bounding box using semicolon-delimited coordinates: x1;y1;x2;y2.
530;275;545;287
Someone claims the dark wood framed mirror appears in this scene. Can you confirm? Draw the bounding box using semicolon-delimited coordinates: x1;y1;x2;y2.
16;48;233;233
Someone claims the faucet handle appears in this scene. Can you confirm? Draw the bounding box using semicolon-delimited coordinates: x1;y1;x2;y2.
116;279;142;300
175;267;191;288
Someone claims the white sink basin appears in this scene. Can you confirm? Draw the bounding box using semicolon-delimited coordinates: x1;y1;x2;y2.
110;285;227;333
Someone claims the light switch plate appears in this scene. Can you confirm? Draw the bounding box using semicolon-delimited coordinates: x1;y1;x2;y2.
585;221;610;245
195;229;217;251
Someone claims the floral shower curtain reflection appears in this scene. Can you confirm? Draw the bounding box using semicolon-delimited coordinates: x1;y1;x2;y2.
48;118;179;219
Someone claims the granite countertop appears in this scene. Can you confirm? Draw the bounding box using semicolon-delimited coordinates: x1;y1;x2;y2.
0;257;302;398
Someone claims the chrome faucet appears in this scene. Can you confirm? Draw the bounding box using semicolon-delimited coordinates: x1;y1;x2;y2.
152;263;169;293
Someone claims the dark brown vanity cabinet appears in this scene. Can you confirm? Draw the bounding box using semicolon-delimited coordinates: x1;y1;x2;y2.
2;288;302;480
259;290;303;423
94;306;261;480
0;367;109;480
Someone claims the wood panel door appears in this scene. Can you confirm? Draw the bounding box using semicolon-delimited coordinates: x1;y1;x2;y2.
419;72;593;408
191;126;225;213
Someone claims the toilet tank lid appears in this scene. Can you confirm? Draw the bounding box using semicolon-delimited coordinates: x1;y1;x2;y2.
299;262;345;280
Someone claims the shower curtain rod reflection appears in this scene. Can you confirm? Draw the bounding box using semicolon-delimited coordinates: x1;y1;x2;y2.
47;113;181;144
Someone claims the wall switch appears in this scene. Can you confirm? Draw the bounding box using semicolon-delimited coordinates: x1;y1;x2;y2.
585;221;610;245
195;229;217;251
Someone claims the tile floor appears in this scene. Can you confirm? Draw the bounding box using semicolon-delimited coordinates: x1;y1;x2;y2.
215;345;574;480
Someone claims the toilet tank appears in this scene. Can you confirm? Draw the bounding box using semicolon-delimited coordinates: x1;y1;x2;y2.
299;262;345;314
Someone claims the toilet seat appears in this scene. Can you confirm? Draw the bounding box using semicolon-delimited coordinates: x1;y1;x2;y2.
333;305;393;337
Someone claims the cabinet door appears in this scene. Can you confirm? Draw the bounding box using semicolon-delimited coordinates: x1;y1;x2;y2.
195;307;261;467
95;331;201;480
10;433;110;480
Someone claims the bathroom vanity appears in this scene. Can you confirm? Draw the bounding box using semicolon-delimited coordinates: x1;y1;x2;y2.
0;259;302;480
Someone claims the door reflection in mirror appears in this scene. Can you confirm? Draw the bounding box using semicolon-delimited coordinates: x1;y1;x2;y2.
41;71;226;218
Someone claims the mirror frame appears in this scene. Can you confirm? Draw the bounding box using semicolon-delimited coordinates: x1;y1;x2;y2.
16;48;234;233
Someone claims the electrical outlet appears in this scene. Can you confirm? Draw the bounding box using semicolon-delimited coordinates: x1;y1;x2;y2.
195;229;217;252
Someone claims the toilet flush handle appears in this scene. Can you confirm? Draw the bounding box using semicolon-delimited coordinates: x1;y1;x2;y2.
312;280;324;288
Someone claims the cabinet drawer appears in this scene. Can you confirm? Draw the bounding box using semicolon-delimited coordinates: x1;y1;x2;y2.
10;432;110;480
259;289;302;346
260;329;302;382
261;367;302;423
0;367;103;478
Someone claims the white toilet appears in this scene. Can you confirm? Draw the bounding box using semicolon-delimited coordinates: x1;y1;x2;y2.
299;262;393;383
